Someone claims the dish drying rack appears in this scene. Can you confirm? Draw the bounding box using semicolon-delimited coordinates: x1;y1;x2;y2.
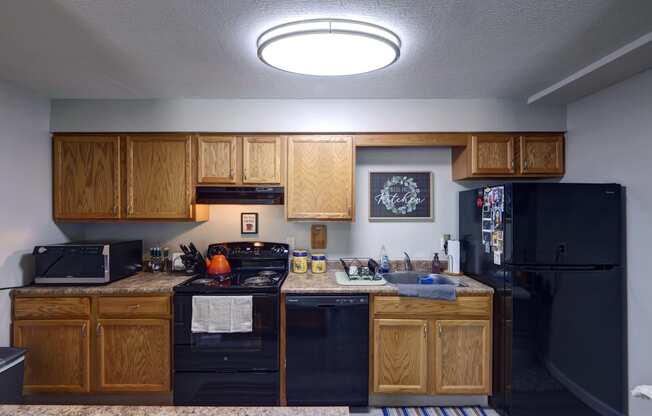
339;258;382;280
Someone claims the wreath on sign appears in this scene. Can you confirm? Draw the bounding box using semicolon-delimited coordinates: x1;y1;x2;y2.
378;176;422;214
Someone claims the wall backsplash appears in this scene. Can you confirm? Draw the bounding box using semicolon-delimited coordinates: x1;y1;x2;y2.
79;147;469;260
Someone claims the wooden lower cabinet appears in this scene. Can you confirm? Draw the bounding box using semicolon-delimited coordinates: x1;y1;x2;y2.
372;296;492;396
96;319;170;392
433;320;491;394
13;320;91;393
12;295;172;395
373;319;428;394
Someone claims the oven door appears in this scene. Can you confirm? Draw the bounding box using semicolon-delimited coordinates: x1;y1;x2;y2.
174;293;278;371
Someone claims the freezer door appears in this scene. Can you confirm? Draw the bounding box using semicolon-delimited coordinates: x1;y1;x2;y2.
508;267;626;416
510;183;622;266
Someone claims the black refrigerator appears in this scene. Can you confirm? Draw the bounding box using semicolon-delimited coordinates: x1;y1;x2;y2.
459;183;627;416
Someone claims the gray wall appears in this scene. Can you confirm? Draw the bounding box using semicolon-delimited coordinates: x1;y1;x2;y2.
0;80;78;346
563;68;652;416
78;147;466;261
50;98;565;132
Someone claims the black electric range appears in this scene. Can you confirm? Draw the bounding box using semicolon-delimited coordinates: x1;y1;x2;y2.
173;241;289;406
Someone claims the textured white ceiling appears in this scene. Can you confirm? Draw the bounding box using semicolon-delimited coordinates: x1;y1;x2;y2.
1;0;651;99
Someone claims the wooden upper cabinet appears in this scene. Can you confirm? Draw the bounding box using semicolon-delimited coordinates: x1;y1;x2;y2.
243;136;282;184
53;135;121;220
452;133;565;180
126;135;193;219
96;318;170;392
13;319;90;393
471;135;516;175
519;135;564;175
197;135;238;184
287;136;354;220
373;318;428;394
433;320;491;395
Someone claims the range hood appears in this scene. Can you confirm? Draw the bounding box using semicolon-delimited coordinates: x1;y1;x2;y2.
196;186;284;205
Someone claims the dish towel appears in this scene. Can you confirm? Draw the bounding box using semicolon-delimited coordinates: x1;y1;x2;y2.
396;283;457;300
191;296;253;333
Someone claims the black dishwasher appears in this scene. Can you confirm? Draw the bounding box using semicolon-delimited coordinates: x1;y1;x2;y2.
286;295;369;407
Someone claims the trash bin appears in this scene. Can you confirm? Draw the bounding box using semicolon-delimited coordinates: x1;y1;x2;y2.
0;347;26;404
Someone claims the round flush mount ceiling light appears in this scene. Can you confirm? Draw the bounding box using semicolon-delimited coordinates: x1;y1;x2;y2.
257;19;401;76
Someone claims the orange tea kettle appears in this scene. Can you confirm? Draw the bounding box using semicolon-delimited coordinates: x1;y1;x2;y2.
205;253;231;275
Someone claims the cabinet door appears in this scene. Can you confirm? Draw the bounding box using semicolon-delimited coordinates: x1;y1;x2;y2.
198;135;238;184
53;135;120;220
13;320;90;393
287;136;354;220
96;319;170;392
373;319;428;394
434;320;491;394
471;135;516;175
126;135;192;219
243;136;282;184
519;135;564;175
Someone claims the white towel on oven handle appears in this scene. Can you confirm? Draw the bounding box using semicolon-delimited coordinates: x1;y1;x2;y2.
191;296;253;333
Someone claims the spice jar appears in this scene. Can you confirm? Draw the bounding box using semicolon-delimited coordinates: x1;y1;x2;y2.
311;254;327;274
292;249;308;273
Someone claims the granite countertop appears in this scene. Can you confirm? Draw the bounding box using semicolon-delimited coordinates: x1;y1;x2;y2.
0;406;349;416
281;261;493;296
11;272;193;296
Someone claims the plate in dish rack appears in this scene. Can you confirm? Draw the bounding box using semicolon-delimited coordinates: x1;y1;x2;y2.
335;271;387;286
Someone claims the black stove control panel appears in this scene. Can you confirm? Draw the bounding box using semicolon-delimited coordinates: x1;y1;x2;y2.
207;242;289;260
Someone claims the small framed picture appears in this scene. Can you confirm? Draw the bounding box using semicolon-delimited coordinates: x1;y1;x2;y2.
241;213;259;234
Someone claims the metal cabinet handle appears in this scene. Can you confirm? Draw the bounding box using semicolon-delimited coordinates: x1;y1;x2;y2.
127;304;141;309
81;323;87;338
438;324;442;336
524;160;530;170
96;323;102;337
423;325;427;338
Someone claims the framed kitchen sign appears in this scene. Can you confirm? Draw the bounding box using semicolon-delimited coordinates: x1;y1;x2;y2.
241;212;259;234
369;171;433;221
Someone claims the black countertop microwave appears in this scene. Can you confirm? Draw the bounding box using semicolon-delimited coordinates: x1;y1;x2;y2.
33;240;143;285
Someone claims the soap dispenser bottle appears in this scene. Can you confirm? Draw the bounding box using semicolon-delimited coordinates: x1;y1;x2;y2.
431;252;442;274
379;245;390;273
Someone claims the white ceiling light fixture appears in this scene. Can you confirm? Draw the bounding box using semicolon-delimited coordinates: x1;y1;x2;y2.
257;19;401;76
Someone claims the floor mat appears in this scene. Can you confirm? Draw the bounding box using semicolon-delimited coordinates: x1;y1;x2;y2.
381;407;494;416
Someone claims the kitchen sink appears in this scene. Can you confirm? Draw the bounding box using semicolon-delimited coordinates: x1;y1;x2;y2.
382;271;466;286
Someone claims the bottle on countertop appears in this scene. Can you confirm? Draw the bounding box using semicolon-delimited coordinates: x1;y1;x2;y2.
379;245;390;274
431;252;442;274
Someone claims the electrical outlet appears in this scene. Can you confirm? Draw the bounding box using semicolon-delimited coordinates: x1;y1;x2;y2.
286;236;295;250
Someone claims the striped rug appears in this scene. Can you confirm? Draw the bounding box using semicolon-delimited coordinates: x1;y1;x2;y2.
381;407;492;416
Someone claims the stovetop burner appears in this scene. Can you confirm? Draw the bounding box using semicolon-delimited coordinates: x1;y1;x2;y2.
174;241;289;294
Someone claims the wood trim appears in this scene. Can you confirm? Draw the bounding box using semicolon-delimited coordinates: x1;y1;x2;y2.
354;133;468;147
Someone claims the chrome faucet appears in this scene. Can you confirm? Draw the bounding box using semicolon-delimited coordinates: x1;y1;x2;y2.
403;252;413;271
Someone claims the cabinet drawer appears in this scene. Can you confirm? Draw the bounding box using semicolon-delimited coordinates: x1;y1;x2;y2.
14;297;90;319
98;296;170;318
373;296;490;319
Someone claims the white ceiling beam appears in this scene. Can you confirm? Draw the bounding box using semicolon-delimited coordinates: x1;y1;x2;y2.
528;31;652;105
